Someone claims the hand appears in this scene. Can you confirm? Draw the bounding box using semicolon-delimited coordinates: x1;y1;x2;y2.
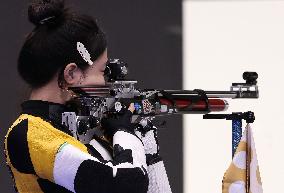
101;104;135;138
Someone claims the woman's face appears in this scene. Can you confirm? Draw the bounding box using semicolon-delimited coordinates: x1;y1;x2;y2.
80;49;108;86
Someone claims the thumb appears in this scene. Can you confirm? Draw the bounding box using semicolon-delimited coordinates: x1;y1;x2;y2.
128;103;135;113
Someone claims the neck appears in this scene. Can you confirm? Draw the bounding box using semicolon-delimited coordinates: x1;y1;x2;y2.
30;81;70;104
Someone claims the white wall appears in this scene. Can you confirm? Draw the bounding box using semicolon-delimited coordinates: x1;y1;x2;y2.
183;0;284;192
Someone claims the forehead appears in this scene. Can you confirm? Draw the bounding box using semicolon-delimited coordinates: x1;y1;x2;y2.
86;50;108;70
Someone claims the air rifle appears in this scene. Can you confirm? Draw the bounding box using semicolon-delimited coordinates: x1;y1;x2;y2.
62;59;259;143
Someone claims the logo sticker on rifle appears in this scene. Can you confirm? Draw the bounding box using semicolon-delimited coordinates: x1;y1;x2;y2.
115;102;122;112
142;99;153;114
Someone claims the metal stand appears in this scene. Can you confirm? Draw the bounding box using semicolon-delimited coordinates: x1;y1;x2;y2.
203;111;255;158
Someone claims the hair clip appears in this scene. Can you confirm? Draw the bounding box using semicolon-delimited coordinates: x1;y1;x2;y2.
39;16;56;25
77;42;93;65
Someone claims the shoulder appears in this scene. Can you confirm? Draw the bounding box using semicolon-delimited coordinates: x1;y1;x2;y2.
5;116;35;174
5;114;60;144
5;114;89;179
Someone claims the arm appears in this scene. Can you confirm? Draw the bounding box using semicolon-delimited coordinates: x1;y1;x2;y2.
54;130;148;193
55;107;149;193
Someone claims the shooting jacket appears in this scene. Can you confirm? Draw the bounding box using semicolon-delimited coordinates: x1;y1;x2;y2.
4;100;171;193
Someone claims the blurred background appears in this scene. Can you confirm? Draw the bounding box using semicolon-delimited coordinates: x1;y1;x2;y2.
2;0;284;193
0;0;183;193
183;0;284;192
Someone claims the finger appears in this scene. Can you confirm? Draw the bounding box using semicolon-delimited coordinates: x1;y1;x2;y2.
128;103;135;113
121;110;134;125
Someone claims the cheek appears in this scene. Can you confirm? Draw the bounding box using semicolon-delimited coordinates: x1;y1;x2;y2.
83;72;106;86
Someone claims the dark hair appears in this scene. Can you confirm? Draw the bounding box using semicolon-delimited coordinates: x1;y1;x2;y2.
18;0;107;88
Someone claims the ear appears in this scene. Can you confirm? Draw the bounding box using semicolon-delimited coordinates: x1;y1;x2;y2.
63;63;84;85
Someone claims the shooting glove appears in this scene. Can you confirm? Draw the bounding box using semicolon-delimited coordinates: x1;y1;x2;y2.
101;108;135;139
136;120;173;193
135;119;161;165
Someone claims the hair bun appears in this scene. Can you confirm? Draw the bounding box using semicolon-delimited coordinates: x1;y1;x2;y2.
28;0;65;26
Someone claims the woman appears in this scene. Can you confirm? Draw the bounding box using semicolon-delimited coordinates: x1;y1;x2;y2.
4;0;172;193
